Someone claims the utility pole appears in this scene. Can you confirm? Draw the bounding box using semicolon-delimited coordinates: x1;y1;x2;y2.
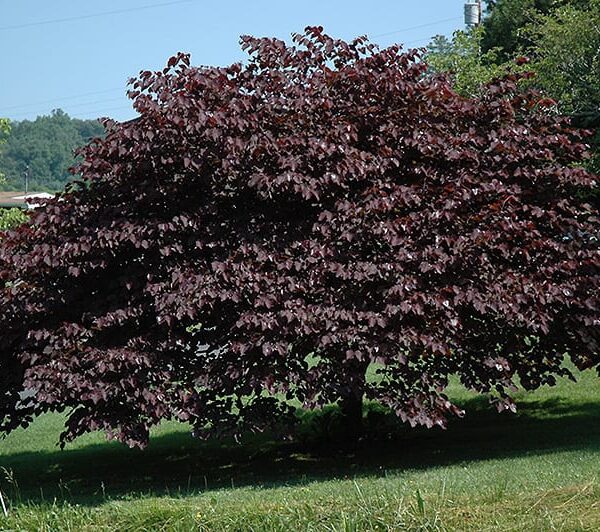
464;0;482;29
23;165;30;196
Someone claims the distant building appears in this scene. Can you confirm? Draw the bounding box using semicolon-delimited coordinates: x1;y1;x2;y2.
0;191;55;209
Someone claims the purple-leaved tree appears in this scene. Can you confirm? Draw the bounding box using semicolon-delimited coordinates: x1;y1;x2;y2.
0;28;598;448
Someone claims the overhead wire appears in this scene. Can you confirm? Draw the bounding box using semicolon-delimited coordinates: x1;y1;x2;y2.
371;17;463;38
5;97;131;120
0;0;197;32
1;11;463;120
0;88;126;113
73;106;139;120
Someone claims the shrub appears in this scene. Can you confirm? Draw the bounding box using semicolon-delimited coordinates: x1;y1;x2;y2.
0;208;27;232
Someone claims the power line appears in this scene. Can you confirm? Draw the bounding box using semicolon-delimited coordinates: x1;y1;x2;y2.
3;97;129;120
372;16;463;38
1;14;462;120
0;96;125;120
0;88;125;113
0;0;197;32
72;106;138;120
0;24;447;117
404;36;438;47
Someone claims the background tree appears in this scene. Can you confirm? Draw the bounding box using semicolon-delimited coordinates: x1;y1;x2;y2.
0;110;104;192
522;0;600;174
481;0;588;60
0;29;597;449
429;1;600;174
426;27;516;97
523;1;600;116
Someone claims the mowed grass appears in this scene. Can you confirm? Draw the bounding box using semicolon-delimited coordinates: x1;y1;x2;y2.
1;369;600;530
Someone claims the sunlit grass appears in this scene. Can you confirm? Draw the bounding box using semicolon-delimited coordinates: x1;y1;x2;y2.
1;368;600;530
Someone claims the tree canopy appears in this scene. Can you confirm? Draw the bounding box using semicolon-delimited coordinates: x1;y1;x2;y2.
0;28;598;448
426;27;516;98
523;0;600;117
481;0;589;60
0;110;104;192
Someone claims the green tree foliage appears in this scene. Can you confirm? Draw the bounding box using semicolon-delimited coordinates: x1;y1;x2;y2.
431;1;600;174
0;208;27;231
481;0;588;60
0;110;105;192
1;117;32;231
482;0;552;60
426;27;515;97
523;0;600;116
522;0;600;173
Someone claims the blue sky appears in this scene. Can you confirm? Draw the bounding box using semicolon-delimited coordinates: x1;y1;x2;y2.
0;1;468;122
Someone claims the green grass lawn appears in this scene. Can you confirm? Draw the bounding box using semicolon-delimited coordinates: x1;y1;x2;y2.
1;369;600;530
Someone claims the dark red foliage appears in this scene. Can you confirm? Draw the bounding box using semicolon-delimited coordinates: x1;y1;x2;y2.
0;28;598;448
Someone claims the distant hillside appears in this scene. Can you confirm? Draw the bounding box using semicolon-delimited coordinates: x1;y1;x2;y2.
0;109;105;192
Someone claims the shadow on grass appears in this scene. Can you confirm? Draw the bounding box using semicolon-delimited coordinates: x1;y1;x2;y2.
2;395;600;506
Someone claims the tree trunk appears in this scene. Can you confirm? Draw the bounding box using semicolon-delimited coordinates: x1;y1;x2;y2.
337;358;368;443
339;392;364;442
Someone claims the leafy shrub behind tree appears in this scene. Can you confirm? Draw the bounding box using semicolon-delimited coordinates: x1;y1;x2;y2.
0;208;27;232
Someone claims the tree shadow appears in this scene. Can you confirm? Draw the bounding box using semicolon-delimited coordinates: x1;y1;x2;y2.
2;396;600;506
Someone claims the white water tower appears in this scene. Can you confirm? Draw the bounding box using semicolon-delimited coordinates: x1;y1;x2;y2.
464;0;482;28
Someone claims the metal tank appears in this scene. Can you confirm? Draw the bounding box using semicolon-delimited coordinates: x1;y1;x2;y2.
464;0;482;28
